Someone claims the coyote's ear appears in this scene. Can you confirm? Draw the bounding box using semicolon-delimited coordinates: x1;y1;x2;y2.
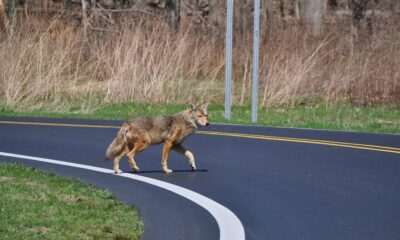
201;103;208;110
189;104;197;110
189;103;197;113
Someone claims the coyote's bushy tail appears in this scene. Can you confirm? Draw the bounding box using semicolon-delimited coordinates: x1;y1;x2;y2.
105;131;125;161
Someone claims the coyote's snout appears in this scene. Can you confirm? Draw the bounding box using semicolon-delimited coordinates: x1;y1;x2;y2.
105;104;209;174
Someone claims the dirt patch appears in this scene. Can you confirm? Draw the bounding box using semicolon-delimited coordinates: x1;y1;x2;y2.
0;176;15;182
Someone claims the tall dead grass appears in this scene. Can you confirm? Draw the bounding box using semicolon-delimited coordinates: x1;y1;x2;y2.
0;27;81;110
0;17;399;111
102;23;225;104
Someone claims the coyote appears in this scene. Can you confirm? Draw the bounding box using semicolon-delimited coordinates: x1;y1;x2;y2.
105;104;209;174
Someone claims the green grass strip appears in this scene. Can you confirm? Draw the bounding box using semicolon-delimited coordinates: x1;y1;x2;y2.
0;162;143;240
0;102;399;133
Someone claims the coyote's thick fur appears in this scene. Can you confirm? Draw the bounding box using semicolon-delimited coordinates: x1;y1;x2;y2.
105;104;209;174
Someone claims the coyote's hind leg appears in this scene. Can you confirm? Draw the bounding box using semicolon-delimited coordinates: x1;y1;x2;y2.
113;151;125;174
126;140;148;173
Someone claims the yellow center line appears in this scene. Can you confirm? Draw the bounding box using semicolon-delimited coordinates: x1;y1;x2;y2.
198;131;400;154
199;131;400;152
1;120;399;154
0;120;120;129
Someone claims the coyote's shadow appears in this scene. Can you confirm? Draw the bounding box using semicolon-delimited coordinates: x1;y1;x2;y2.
129;169;208;174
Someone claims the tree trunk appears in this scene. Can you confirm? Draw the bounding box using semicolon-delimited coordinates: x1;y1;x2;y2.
209;0;224;27
6;0;15;18
297;0;325;36
81;0;90;36
63;0;72;10
6;0;16;27
347;0;369;24
166;0;180;31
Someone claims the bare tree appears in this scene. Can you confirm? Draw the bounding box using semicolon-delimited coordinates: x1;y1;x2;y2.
327;0;338;10
166;0;180;31
208;0;224;27
63;0;71;10
297;0;325;35
263;0;285;19
5;0;16;27
5;0;14;17
348;0;369;24
81;0;91;36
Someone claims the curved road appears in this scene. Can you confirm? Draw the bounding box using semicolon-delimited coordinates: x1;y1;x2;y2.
0;116;399;240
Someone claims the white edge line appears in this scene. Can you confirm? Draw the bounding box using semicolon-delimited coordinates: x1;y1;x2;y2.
0;151;245;240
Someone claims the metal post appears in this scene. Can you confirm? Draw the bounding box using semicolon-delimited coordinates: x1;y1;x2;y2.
225;0;234;120
251;0;260;123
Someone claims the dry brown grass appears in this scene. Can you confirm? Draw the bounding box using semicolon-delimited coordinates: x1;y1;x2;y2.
0;16;399;111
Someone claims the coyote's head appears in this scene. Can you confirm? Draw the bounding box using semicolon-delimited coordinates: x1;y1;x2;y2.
189;103;209;126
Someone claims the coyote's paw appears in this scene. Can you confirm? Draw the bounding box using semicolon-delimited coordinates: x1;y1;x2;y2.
132;166;140;173
186;152;196;171
163;168;173;174
114;169;123;175
189;159;196;171
190;164;197;171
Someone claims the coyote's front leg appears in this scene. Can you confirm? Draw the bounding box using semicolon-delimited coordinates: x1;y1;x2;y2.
172;144;196;170
162;140;173;173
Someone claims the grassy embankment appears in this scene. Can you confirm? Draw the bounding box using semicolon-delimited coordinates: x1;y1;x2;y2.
0;163;143;240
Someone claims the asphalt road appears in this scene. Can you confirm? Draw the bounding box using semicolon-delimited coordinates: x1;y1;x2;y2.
0;116;399;240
